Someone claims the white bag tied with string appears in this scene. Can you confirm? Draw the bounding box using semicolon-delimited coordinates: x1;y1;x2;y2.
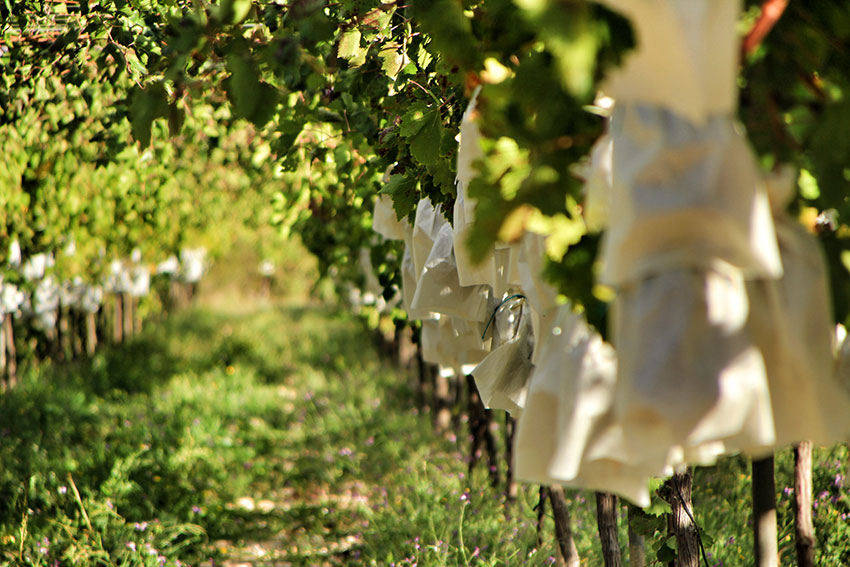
450;316;491;370
372;194;410;242
472;295;533;416
411;223;490;323
599;105;782;287
0;282;24;316
598;0;740;126
612;266;777;466
516;231;560;365
421;315;490;371
514;304;654;507
746;169;850;448
411;197;448;282
400;245;422;318
453;88;522;294
551;0;840;502
180;247;207;284
78;283;104;314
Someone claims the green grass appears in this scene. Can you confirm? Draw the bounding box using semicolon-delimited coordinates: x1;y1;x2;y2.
3;246;850;566
0;293;562;566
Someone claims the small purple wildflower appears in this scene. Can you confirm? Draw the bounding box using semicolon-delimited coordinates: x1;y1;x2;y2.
36;536;50;555
126;542;137;552
58;486;67;495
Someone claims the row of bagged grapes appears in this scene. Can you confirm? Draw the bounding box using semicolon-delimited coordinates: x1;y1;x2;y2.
0;238;208;389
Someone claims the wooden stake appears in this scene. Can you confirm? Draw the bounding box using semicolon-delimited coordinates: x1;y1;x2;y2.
659;469;699;567
537;486;548;549
627;506;647;567
112;293;123;344
85;311;97;356
793;442;815;567
505;414;518;504
596;492;622;567
465;374;499;487
58;306;71;362
122;292;134;339
434;369;452;433
549;485;580;567
71;309;84;357
0;312;6;390
5;315;16;388
753;456;778;567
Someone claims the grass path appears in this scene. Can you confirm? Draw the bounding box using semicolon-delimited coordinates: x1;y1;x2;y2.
0;285;578;567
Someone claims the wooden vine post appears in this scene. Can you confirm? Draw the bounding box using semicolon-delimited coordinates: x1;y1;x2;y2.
752;456;778;567
627;506;646;567
596;492;622;567
4;314;16;388
0;312;5;389
793;442;815;567
122;292;134;339
85;311;97;356
505;414;518;504
112;293;123;344
659;469;699;567
536;486;548;549
433;368;451;432
465;374;499;486
548;485;580;567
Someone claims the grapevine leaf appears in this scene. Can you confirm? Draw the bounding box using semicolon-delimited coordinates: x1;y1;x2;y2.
398;104;429;138
362;6;394;35
381;174;418;220
129;82;169;147
338;29;366;67
225;52;278;126
167;103;185;136
226;52;261;117
230;0;253;25
408;108;445;166
411;0;480;71
379;42;405;80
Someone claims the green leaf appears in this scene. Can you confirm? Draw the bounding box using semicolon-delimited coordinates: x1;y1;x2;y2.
408;108;445;166
697;527;715;548
230;0;253;24
378;42;405;80
129;82;169;146
226;52;261;117
338;29;366;67
655;539;676;564
225;52;279;126
627;507;665;537
362;6;394;36
167;103;185;136
398;104;429;138
411;0;480;71
381;174;418;220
